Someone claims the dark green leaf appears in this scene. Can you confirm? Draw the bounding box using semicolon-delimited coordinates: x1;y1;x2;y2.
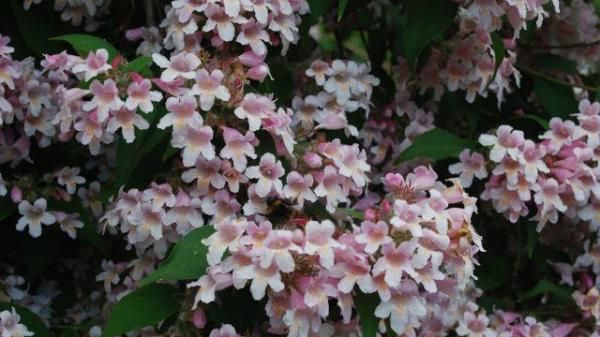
127;56;154;77
139;226;214;286
475;255;511;291
402;0;458;69
102;106;168;201
510;114;549;129
308;0;332;22
101;284;179;337
526;221;538;258
0;303;52;337
533;78;577;118
51;34;118;60
354;292;380;337
519;279;573;303
395;128;471;163
0;197;16;222
337;0;348;21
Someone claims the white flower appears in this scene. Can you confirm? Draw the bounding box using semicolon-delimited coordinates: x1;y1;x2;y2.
16;198;56;238
245;153;284;197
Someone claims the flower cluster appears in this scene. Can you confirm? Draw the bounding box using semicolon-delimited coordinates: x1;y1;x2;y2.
190;166;484;337
450;99;600;232
23;0;110;30
0;307;33;337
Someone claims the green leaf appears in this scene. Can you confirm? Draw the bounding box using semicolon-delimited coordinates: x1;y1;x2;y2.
526;221;538;258
354;292;380;337
491;33;505;69
0;303;52;337
102;106;168;201
139;226;214;287
475;255;511;291
101;284;179;337
308;0;332;22
533;78;577;119
0;196;16;222
510;114;549;129
519;279;573;303
402;0;458;69
127;56;154;77
46;199;104;251
338;208;364;220
395;128;471;163
337;0;348;21
51;34;118;60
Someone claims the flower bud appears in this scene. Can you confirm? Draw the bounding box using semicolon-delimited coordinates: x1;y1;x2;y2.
10;186;22;203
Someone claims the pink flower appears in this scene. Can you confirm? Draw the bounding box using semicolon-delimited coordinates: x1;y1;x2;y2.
303;220;340;269
190;69;231;111
84;79;123;122
314;165;347;213
125;79;163;113
152;52;201;82
355;220;392;254
372;241;418;287
203;217;248;265
390;200;423;237
203;4;247;42
72;49;112;81
16;198;56;238
282;171;316;206
208;325;241;337
245;153;284;197
159;95;203;131
479;125;525;162
234;93;276;131
172;120;215;166
54;166;86;194
236;261;284;300
220;127;257;171
106;107;149;143
448;149;488;187
305;59;332;86
456;311;495;337
261;229;298;272
533;178;566;230
236;20;270;56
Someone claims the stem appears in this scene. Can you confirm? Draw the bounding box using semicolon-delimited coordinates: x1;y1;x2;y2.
521;39;600;50
516;64;600;92
145;0;155;26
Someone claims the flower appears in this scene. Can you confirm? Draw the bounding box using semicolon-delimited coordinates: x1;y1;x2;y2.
152;52;201;82
83;79;123;122
125;79;163;113
220;127;257;171
245;153;284;197
190;69;231;111
479;125;525;162
449;149;488;187
282;171;316;206
16;198;56;238
54;166;86;194
234;93;276;131
72;49;111;81
106;107;150;143
355;220;392;254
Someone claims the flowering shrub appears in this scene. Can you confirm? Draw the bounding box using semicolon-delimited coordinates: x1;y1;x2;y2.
2;0;600;336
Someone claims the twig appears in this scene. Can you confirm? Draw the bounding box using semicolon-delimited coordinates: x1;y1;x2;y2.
521;39;600;50
144;0;155;26
516;64;600;92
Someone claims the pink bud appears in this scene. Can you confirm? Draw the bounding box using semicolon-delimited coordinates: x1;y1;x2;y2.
303;152;322;169
211;35;224;48
238;51;265;67
381;200;392;214
364;209;376;221
581;272;594;290
10;186;22;203
125;27;144;41
246;65;269;82
192;308;207;329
